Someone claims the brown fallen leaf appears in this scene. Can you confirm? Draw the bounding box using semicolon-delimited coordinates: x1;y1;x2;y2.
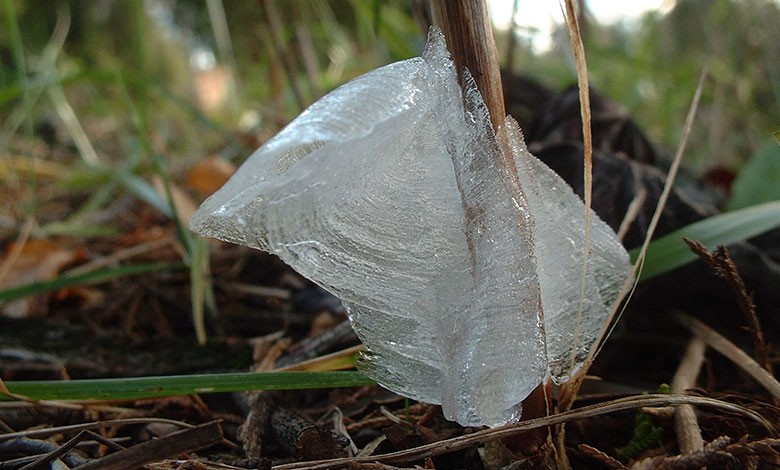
0;239;79;318
186;155;236;198
151;176;199;225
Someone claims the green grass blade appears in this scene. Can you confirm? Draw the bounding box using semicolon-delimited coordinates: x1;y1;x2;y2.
190;236;209;344
38;221;120;238
0;262;184;303
2;371;376;401
115;171;174;218
631;201;780;280
726;140;780;211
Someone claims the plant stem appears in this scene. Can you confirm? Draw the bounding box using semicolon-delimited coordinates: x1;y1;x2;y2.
429;0;506;130
428;0;550;456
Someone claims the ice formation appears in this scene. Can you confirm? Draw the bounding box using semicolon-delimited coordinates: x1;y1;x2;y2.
190;27;631;428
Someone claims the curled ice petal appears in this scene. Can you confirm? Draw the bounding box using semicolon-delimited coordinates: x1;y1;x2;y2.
191;27;630;428
499;118;631;384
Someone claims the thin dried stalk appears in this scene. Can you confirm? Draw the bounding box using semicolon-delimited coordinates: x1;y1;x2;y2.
617;188;647;241
675;312;780;401
578;67;710;385
429;0;506;130
561;0;594;384
671;337;706;453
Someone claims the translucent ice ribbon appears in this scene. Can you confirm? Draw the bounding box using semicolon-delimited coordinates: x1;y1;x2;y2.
191;27;630;428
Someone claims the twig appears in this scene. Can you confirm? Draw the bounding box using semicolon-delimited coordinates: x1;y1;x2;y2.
271;394;775;469
270;405;347;460
72;421;223;470
61;235;175;277
274;345;364;373
670;337;706;453
0;437;86;469
683;238;771;374
18;430;90;470
274;320;358;369
675;312;780;402
229;282;291;300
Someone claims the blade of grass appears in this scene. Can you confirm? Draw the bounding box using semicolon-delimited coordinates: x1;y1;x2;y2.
0;6;69;146
115;171;174;218
114;73;216;343
37;221;120;238
190;236;209;344
629;200;780;280
2;0;36;214
1;371;375;402
726;139;780;211
46;82;100;165
0;262;184;303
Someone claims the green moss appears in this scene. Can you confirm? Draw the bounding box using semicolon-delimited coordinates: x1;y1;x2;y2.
614;384;669;462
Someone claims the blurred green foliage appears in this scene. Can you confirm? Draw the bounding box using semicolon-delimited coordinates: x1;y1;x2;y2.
3;0;777;173
506;0;780;173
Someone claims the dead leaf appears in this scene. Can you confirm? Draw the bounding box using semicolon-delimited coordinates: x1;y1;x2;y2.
0;239;79;318
151;176;199;225
186;155;236;197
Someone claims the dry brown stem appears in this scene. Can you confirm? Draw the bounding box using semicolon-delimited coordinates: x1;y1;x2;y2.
671;337;706;453
675;312;780;402
429;0;505;130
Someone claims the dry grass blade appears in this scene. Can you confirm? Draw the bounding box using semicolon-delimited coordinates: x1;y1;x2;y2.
273;345;365;372
272;394;775;469
562;0;594;378
0;418;194;443
584;67;710;374
675;312;780;401
62;235;175;277
617;188;647;241
683;238;771;374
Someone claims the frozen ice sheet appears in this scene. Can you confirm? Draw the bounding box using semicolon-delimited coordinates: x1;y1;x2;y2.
191;27;630;427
